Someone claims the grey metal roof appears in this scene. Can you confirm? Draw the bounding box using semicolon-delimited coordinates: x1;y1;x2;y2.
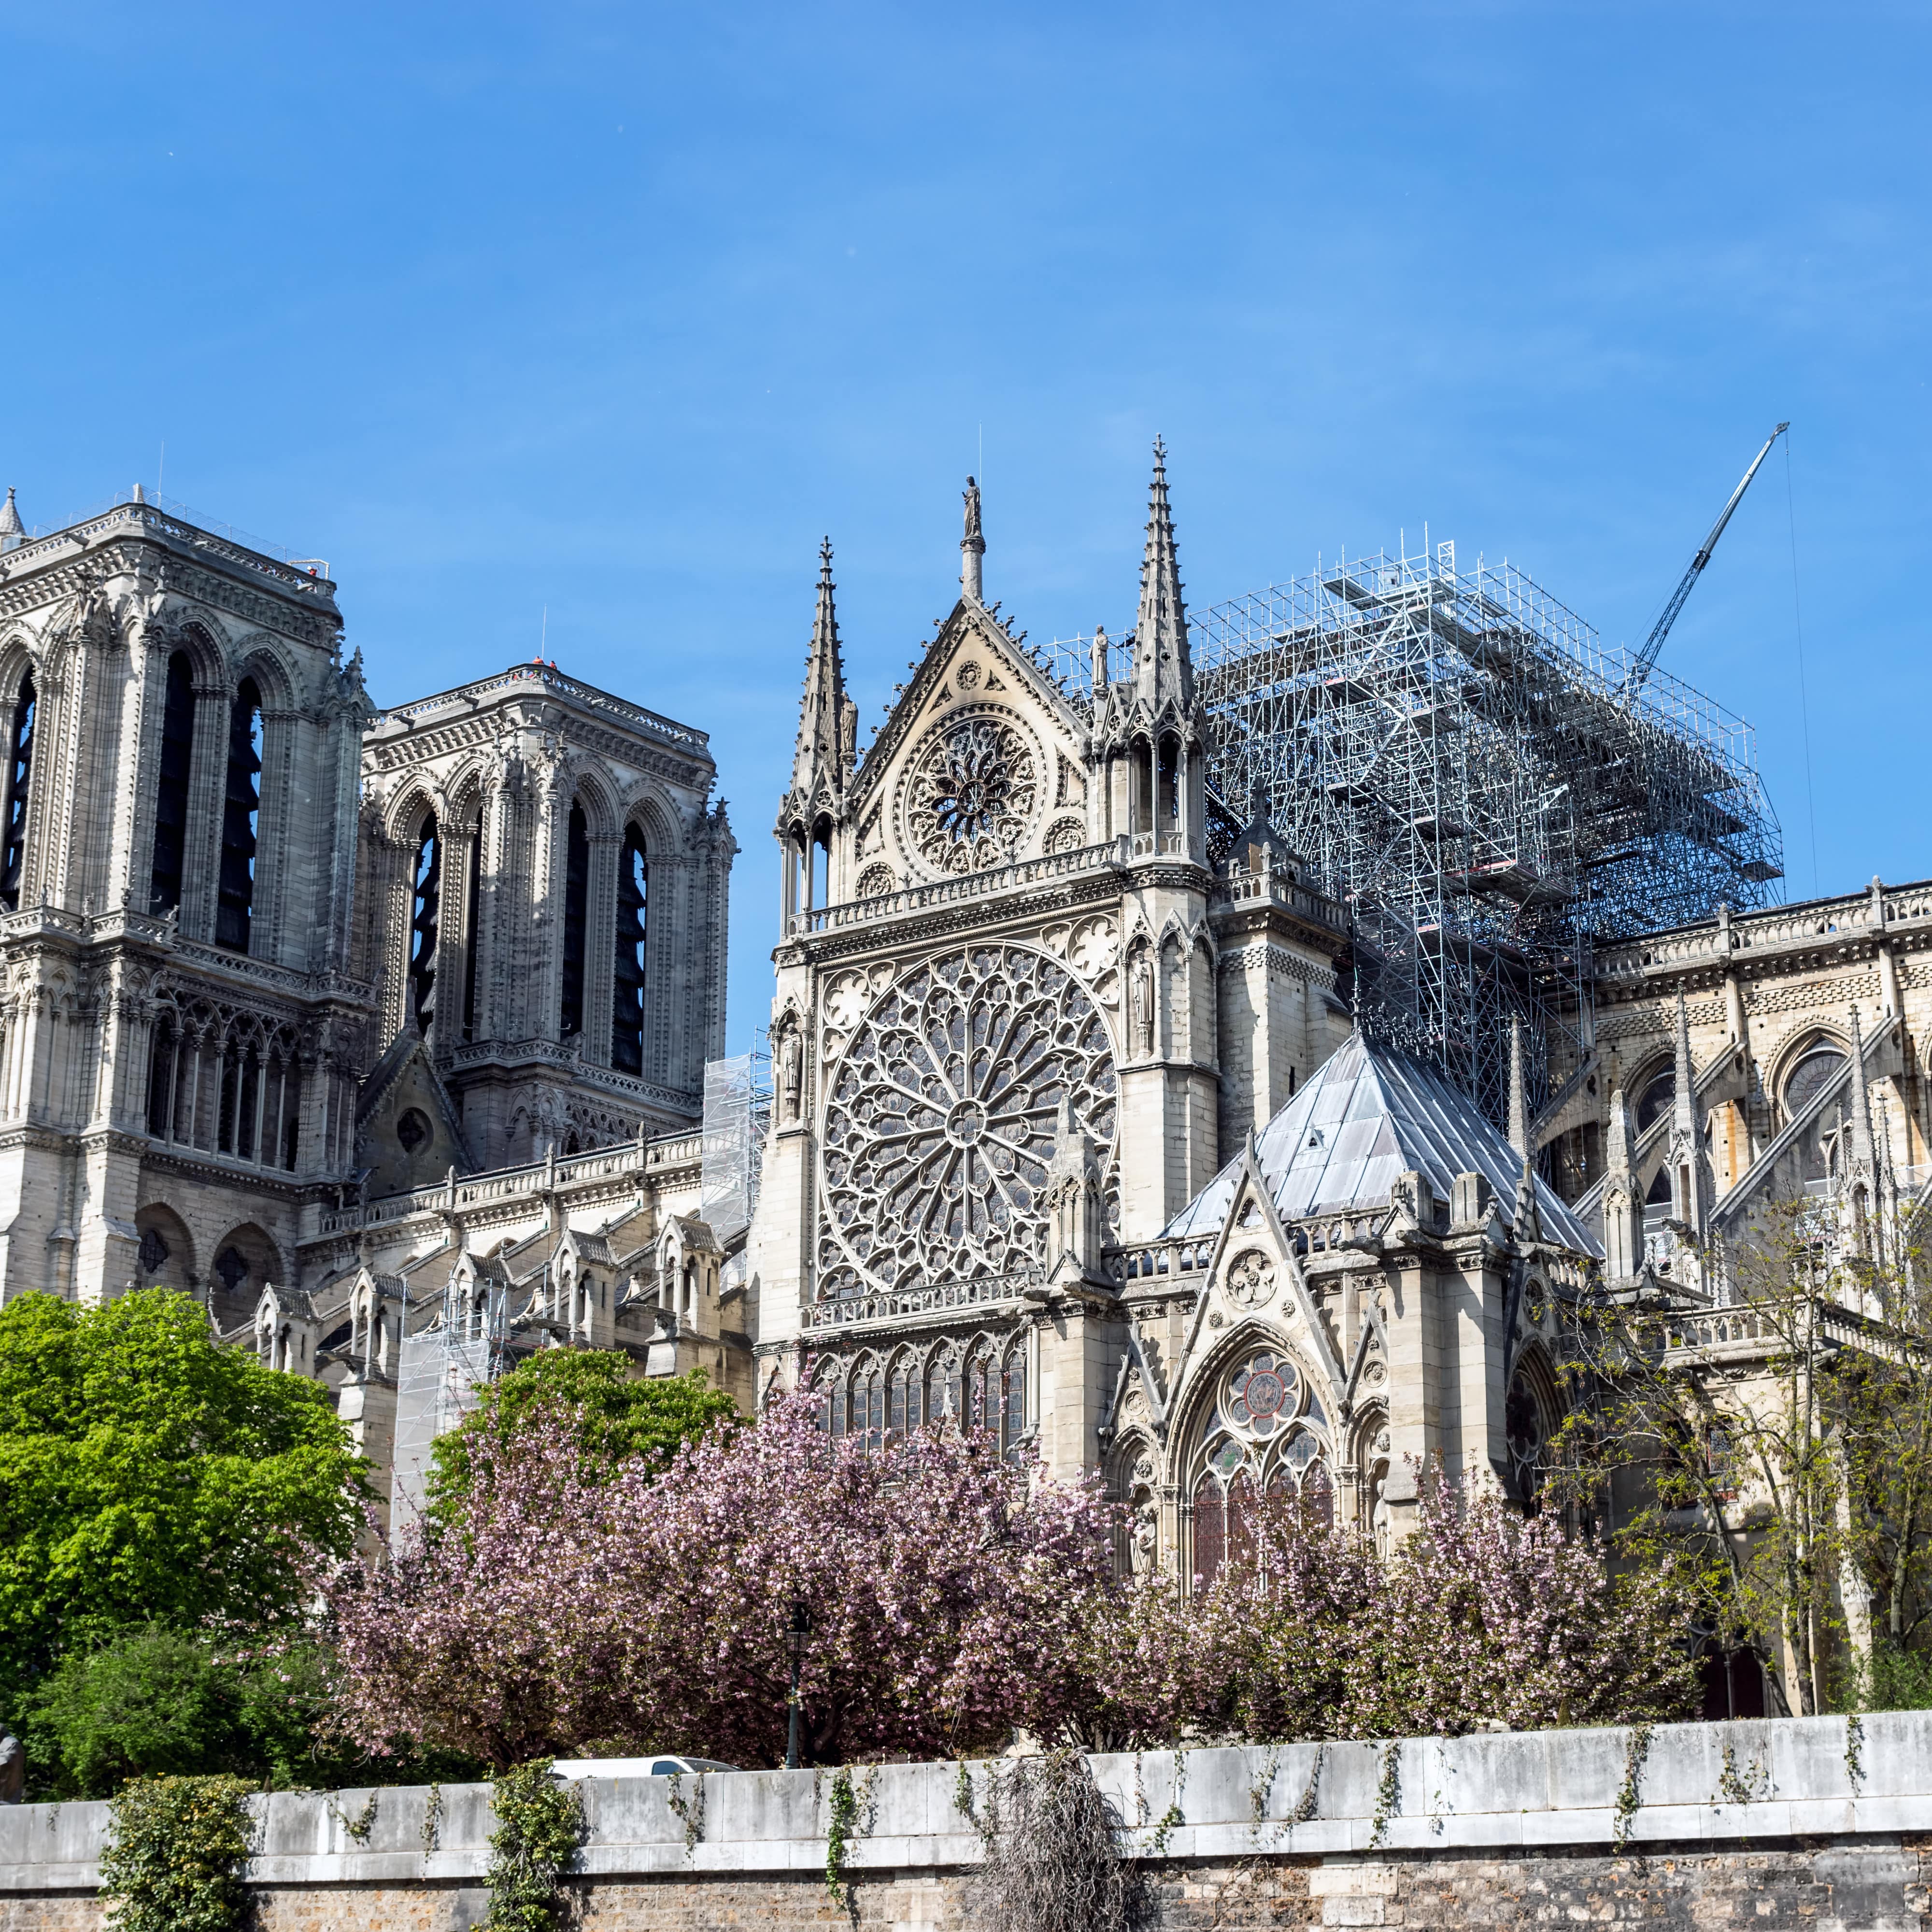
1162;1030;1600;1257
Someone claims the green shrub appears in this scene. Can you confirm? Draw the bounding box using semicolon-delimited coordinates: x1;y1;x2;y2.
486;1758;585;1931
98;1773;255;1932
1868;1647;1932;1711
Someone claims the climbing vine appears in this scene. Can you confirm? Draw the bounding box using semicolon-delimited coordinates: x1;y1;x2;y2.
1612;1721;1653;1852
485;1759;584;1932
97;1774;256;1932
1367;1742;1402;1850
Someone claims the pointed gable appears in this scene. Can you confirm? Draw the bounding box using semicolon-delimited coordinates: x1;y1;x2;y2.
1163;1030;1598;1256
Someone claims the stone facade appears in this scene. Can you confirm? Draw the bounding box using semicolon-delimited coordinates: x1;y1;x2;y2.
0;495;734;1392
6;468;1930;1603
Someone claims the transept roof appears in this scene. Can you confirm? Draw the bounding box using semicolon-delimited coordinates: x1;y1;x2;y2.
1163;1029;1599;1256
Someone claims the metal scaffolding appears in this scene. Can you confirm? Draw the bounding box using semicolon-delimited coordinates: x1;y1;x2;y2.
1033;538;1782;1130
388;1276;504;1531
699;1047;771;1243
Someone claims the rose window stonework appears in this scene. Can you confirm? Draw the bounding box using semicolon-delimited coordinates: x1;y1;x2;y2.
817;943;1117;1298
903;710;1039;876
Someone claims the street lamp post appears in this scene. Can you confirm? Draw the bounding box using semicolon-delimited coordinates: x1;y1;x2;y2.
785;1599;811;1771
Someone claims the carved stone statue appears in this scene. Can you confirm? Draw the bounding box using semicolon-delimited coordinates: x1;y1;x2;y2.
1130;951;1154;1057
1128;1496;1158;1576
779;1024;804;1122
0;1729;22;1804
962;476;982;542
1090;625;1109;691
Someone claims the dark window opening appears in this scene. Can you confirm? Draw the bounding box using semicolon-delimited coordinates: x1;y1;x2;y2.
149;651;197;915
1158;736;1180;827
462;829;481;1039
281;1080;301;1172
0;672;36;911
213;1246;248;1296
215;679;263;952
397;1107;430;1154
559;801;589;1036
611;825;648;1074
236;1055;259;1162
217;1048;240;1154
138;1226;170;1276
146;1021;175;1138
409;817;440;1030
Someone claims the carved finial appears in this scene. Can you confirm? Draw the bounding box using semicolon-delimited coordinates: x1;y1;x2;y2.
961;476;985;602
0;487;22;555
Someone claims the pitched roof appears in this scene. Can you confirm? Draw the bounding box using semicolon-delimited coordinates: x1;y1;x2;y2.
1163;1030;1599;1257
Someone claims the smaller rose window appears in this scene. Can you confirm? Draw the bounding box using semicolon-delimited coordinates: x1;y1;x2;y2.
1228;1351;1298;1440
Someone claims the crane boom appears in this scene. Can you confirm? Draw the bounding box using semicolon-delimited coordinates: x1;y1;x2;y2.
1625;421;1789;697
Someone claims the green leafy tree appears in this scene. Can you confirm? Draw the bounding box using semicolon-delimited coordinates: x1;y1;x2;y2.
426;1350;737;1517
21;1624;483;1799
0;1289;369;1720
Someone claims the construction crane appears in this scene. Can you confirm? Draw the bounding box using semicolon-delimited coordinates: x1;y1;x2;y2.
1625;422;1789;697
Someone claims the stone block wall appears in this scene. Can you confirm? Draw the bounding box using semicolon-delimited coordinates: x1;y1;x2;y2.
7;1717;1932;1931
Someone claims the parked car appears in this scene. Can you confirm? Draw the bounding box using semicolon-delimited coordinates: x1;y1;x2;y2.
550;1755;738;1778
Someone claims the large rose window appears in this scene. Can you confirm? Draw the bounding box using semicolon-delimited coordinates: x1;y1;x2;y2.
904;710;1039;876
818;944;1116;1297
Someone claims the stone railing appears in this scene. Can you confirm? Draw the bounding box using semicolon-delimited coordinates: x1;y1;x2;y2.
1214;862;1349;932
316;1129;705;1237
1596;873;1932;982
807;1271;1037;1329
786;840;1130;938
0;500;341;605
372;663;709;751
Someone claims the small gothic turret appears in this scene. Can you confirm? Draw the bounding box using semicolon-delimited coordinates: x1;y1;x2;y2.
0;488;23;555
1601;1084;1646;1282
1044;1094;1107;1287
1664;989;1711;1239
1507;1019;1541;1246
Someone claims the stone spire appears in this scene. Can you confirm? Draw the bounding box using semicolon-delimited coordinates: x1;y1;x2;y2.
961;476;985;604
1507;1019;1540;1244
1602;1083;1645;1281
1847;1004;1877;1178
0;488;23;555
791;538;848;796
1130;438;1193;713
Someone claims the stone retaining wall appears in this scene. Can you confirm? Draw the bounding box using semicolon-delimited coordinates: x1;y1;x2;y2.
4;1715;1931;1930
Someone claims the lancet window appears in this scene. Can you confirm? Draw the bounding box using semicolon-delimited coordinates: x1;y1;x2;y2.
0;671;35;912
559;801;589;1037
611;824;648;1074
149;651;196;915
408;815;441;1029
215;679;263;953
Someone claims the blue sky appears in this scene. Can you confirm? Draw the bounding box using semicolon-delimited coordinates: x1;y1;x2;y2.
2;3;1926;1050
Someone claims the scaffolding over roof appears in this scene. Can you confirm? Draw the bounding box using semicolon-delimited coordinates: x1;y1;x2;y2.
1029;536;1782;1130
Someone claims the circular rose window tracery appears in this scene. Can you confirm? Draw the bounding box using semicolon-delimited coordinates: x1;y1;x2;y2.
817;943;1117;1297
903;709;1039;876
1226;1350;1300;1441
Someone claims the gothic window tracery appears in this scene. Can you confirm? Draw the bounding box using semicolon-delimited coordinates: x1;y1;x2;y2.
0;670;35;912
149;651;196;915
1191;1346;1332;1583
611;824;649;1075
817;943;1117;1296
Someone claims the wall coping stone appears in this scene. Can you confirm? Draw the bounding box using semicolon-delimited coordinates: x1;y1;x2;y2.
3;1714;1930;1893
